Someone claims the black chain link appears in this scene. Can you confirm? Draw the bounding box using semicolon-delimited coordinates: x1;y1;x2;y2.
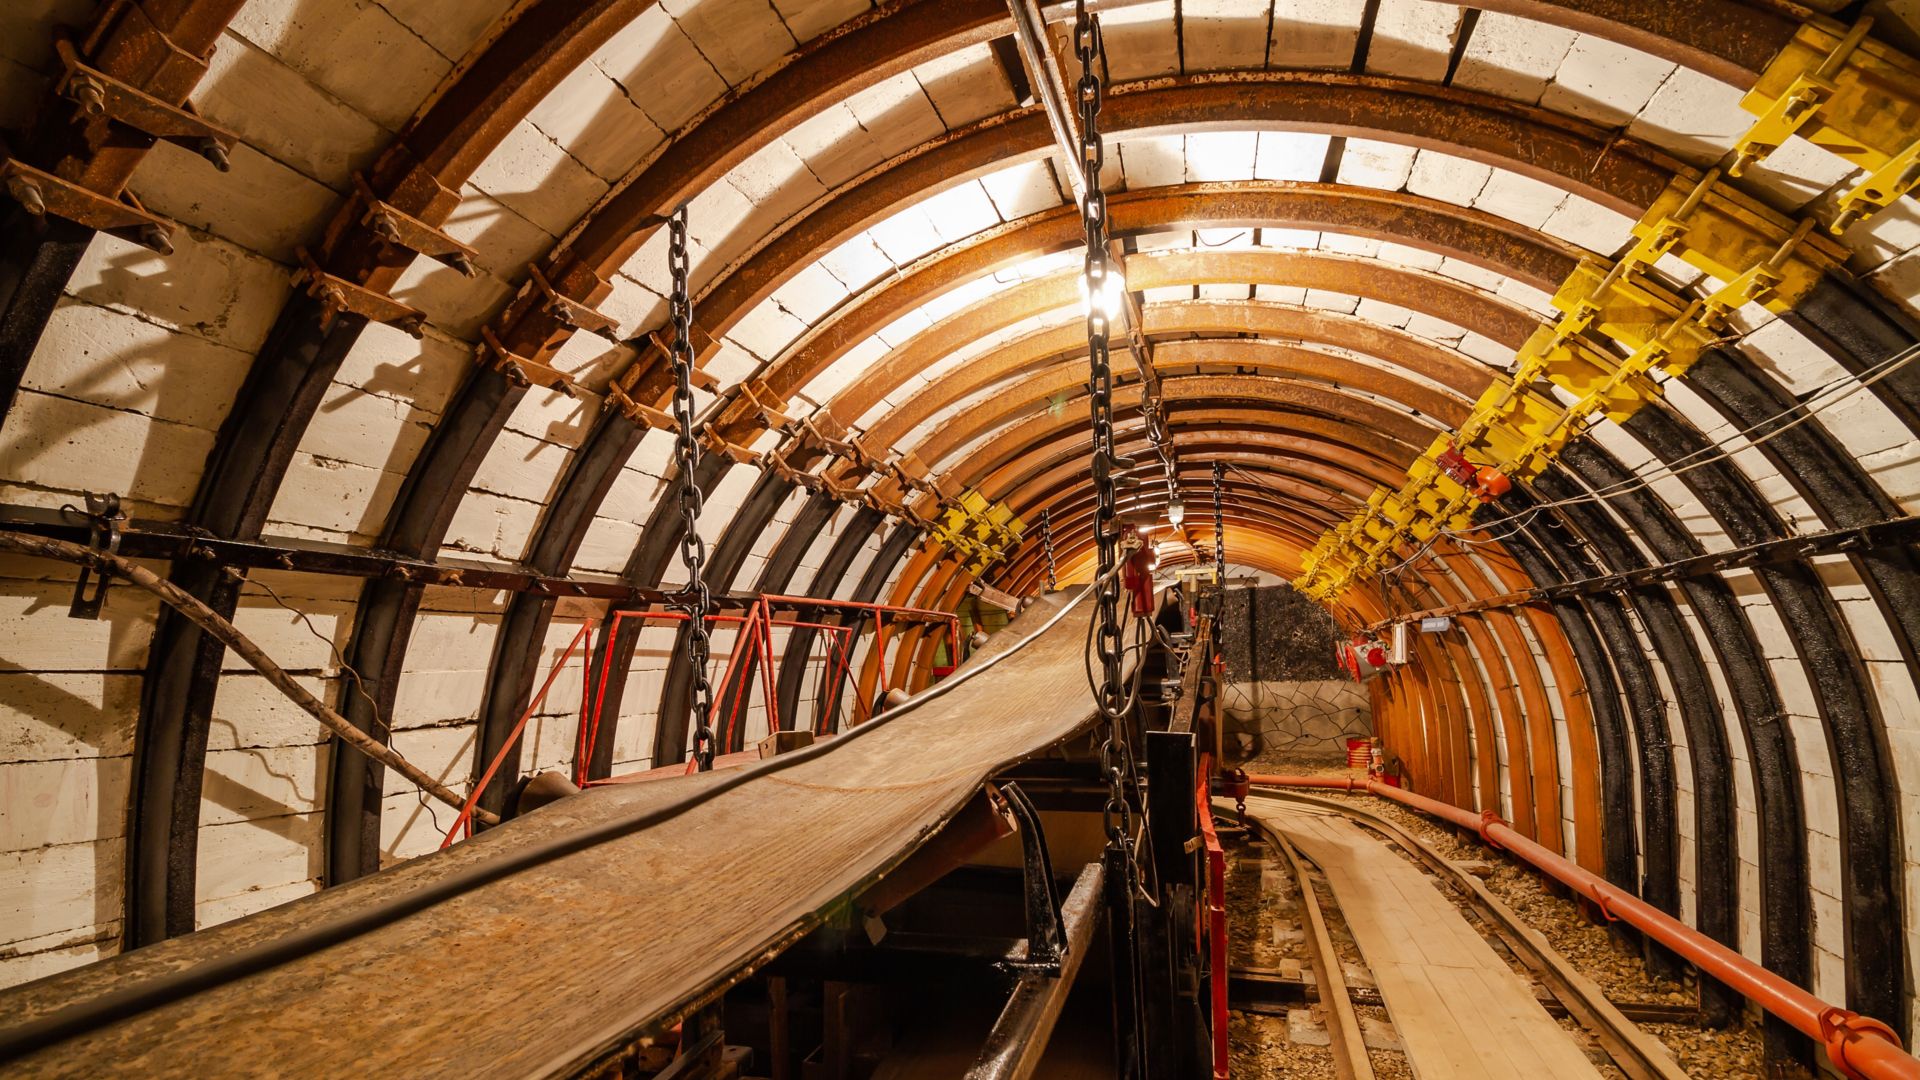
1212;460;1225;583
666;206;716;770
1040;508;1057;591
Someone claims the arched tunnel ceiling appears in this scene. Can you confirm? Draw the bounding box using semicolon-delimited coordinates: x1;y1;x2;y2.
4;0;1920;1059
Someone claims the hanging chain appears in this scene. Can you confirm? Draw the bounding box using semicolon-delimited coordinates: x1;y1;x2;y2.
666;206;716;771
1041;508;1058;591
1212;460;1225;584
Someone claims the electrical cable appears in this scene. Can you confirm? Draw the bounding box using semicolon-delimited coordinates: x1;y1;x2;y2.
0;586;1099;1064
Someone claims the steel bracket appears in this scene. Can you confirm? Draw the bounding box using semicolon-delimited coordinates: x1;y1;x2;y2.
699;427;761;465
996;784;1066;977
481;328;575;397
524;264;617;332
66;492;125;620
53;33;235;173
2;157;174;252
294;249;425;336
352;175;478;277
606;381;676;431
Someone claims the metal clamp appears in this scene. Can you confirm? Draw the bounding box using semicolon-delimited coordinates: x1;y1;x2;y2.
353;176;478;277
66;492;125;620
480;328;575;397
294;249;425;336
3;158;174;253
53;33;236;173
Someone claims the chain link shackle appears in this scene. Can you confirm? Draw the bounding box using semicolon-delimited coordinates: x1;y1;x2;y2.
1212;460;1225;583
666;207;716;770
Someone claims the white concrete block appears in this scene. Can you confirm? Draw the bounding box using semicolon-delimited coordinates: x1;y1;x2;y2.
1365;0;1461;82
784;102;885;189
0;672;138;764
1625;66;1750;168
0;840;121;946
199;746;327;827
980;160;1064;222
1091;5;1179;81
27;299;253;431
195;32;385;187
229;0;451;130
592;5;729;133
267;453;402;539
0;390;216;511
1269;0;1365;69
665;0;797;85
1450;11;1574;104
70;230;290;352
1473;169;1565;229
385;260;517;340
0;757;129;850
192;813;321;907
468;120;611;237
773;0;872;41
1120;136;1187;189
1335;139;1414;190
1183;0;1272;71
915;43;1013;130
1253;131;1330;182
1538;194;1635;255
918;181;1002;243
377;0;514;61
442;489;541;559
1405;150;1489;206
130;140;337;263
845;72;944;157
1538;33;1674;127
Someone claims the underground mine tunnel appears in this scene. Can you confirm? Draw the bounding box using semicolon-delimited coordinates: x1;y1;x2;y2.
0;0;1918;1077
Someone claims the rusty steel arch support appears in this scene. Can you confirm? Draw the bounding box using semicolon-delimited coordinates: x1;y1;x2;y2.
1524;470;1684;975
1556;439;1750;1026
1682;354;1908;1030
1485;511;1640;890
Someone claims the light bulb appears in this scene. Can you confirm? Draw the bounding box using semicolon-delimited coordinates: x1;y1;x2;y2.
1079;263;1127;324
1167;498;1185;526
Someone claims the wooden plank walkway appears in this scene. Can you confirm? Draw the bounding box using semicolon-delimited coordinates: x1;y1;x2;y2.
1254;800;1606;1080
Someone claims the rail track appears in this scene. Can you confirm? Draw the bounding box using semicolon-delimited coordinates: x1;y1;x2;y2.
1230;789;1690;1080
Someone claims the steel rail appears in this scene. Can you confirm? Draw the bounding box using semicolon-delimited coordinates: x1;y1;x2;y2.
1237;791;1689;1080
1267;827;1374;1080
1244;779;1919;1080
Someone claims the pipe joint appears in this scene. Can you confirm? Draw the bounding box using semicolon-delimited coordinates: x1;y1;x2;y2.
1476;808;1505;850
1820;1007;1905;1080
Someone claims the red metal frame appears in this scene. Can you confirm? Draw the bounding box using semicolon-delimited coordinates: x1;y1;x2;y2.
576;595;962;784
443;618;598;848
1197;753;1230;1080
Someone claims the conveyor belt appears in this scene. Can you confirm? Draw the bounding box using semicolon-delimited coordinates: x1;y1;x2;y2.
3;589;1106;1078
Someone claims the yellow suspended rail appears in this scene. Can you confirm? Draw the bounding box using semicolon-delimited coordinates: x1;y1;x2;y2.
1296;14;1914;600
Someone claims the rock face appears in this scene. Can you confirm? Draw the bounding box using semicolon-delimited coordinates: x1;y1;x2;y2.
1218;585;1372;762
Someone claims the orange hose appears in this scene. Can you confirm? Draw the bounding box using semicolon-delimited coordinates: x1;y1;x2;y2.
1245;774;1919;1080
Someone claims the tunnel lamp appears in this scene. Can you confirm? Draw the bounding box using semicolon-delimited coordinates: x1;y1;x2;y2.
1080;263;1127;324
1167;497;1186;527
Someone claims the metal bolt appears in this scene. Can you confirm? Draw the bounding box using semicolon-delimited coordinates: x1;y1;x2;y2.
138;224;173;256
7;174;45;217
197;138;231;172
70;76;106;118
446;252;477;278
371;211;402;244
396;314;426;341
